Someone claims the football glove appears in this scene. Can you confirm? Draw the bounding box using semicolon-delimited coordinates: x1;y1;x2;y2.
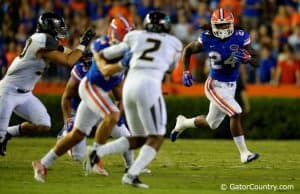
182;71;193;87
80;29;96;47
119;50;132;68
232;48;251;64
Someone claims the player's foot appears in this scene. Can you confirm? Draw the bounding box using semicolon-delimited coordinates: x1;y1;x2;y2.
170;115;187;142
92;160;109;176
83;146;104;176
0;133;12;156
241;152;259;164
124;167;151;174
32;160;48;183
122;174;149;189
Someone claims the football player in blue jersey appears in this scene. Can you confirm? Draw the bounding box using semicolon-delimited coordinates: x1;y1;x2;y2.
32;17;136;182
170;8;259;164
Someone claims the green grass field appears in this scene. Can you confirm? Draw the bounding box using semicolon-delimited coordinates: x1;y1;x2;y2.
0;138;299;194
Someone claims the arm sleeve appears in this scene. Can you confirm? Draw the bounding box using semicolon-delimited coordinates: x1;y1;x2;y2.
102;42;129;60
243;31;251;46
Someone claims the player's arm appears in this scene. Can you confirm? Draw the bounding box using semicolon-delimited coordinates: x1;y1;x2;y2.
94;42;130;76
182;41;203;71
93;52;123;76
61;77;79;122
41;29;95;68
40;49;83;68
243;44;259;68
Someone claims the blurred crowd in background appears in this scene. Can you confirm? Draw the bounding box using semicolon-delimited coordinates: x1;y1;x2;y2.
0;0;300;86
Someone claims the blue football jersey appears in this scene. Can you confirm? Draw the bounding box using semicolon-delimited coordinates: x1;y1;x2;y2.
86;36;124;92
70;60;92;112
198;30;251;82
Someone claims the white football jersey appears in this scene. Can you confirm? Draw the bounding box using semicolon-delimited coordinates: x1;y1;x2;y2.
103;30;182;81
0;33;58;91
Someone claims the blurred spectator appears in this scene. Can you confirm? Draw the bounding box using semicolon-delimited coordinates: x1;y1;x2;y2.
172;9;192;42
191;1;210;30
5;40;21;67
272;5;291;37
257;44;277;84
288;24;300;59
241;0;261;32
272;43;300;86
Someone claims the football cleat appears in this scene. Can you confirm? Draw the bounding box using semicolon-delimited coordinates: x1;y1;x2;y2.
92;160;109;176
0;133;12;156
32;160;48;183
241;152;259;164
122;174;149;189
83;146;100;176
170;115;187;142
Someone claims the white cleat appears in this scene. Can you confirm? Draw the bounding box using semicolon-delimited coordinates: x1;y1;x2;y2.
122;174;149;189
170;115;187;142
32;160;48;183
92;160;109;176
241;152;259;164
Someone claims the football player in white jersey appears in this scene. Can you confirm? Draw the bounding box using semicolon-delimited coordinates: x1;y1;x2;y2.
84;11;182;188
0;12;95;156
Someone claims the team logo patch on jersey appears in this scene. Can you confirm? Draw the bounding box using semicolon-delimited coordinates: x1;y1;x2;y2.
230;44;239;52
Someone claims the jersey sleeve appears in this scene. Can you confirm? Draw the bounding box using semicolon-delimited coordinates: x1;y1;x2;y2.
90;36;110;53
102;42;129;60
240;30;251;46
70;62;84;82
197;31;207;44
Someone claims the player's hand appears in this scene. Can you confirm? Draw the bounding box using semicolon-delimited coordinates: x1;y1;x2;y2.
63;117;74;132
80;29;96;47
232;48;251;64
182;71;193;87
119;50;132;68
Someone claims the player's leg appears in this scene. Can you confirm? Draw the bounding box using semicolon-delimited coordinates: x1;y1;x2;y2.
0;92;18;156
206;78;259;163
123;86;166;189
85;88;147;174
110;123;134;171
32;101;99;182
11;93;51;137
230;113;259;163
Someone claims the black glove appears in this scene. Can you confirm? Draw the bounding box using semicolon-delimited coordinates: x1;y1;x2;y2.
80;29;96;47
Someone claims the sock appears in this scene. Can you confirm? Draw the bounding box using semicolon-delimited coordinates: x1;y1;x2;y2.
96;136;129;158
233;135;250;155
41;149;58;168
127;145;156;176
183;118;196;128
7;125;21;136
123;150;134;168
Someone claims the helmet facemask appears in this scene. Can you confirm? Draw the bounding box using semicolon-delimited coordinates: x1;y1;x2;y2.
211;22;234;39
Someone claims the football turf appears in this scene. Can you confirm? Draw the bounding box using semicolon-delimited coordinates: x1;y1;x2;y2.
0;138;299;194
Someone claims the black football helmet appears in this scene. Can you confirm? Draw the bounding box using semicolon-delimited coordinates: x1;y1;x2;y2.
143;11;171;33
36;12;67;39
